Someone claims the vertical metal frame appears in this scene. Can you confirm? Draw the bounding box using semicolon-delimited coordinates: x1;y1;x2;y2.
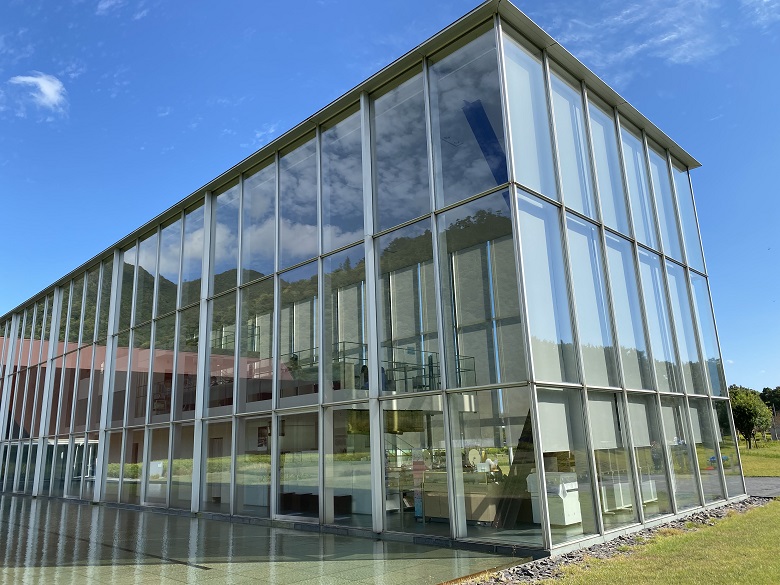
94;249;122;502
681;394;706;506
682;168;709;276
191;190;214;513
640;131;665;257
31;295;52;495
542;47;607;537
361;89;384;533
703;395;730;501
422;47;462;538
664;150;689;267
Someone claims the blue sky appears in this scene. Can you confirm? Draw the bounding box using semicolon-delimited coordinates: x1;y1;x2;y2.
1;0;778;390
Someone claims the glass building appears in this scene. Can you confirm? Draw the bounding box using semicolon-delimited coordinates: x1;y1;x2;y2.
0;0;745;554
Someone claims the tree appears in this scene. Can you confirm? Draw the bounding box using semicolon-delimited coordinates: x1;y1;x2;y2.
760;386;780;414
729;385;773;449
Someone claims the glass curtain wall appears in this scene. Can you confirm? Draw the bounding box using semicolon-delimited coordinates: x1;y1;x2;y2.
0;13;745;556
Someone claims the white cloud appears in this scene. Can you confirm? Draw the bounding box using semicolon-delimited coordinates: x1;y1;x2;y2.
241;122;281;149
8;71;67;111
741;0;780;27
157;106;171;117
133;8;149;20
96;0;125;15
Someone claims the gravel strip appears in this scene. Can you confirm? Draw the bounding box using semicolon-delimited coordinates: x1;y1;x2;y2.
468;496;772;584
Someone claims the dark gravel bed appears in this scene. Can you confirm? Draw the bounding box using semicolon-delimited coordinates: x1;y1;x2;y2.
469;496;772;584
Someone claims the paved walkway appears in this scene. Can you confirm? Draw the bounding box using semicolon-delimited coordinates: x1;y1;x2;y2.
0;495;516;585
745;476;780;498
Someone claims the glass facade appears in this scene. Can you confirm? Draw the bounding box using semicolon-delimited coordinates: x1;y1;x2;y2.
0;4;742;554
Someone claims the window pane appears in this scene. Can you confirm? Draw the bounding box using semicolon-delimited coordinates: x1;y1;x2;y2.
673;166;704;272
551;71;595;215
604;234;652;389
238;278;274;413
566;216;619;387
170;424;194;509
82;432;100;500
690;274;725;396
117;246;135;333
648;149;682;260
626;393;674;520
212;181;240;295
278;412;319;518
157;218;181;316
503;34;555;198
236;416;271;518
372;70;430;232
324;404;372;528
439;191;526;388
121;428;145;504
150;314;176;423
621;128;657;248
588;391;637;529
207;292;236;416
89;344;106;430
517;192;577;383
660;395;699;510
31;365;48;438
103;431;122;501
430;29;506;207
135;232;158;325
145;427;169;506
713;400;745;497
278;262;319;407
127;324;151;426
588;102;628;234
377;221;439;393
688;397;724;503
279;137;318;269
383;394;448;536
181;204;205;307
449;387;542;545
97;258;114;342
637;249;679;393
242;161;276;282
110;332;130;428
536;387;599;545
322;109;363;252
666;262;705;394
73;346;93;432
83;268;99;345
58;351;77;435
68;275;84;345
202;420;232;514
323;245;368;403
174;306;199;421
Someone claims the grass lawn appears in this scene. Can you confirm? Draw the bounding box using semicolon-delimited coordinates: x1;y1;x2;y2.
738;438;780;476
547;500;780;585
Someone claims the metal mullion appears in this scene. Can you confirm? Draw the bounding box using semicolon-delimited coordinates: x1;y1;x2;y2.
237;173;245;286
229;413;238;516
495;14;517;184
176;211;185;311
30;296;52;496
659;259;686;394
681;394;706;507
722;397;747;496
529;383;552;550
316;126;323;258
640;131;665;257
191;190;214;513
694;275;729;400
628;232;661;394
704;396;730;501
122;329;135;429
580;386;606;536
507;179;551;547
665;151;689;268
654;392;678;515
269;274;280;518
581;83;605;226
682;169;708;276
144;321;156;426
316;254;325;523
165;421;174;508
361;89;384;533
613;111;637;243
421;51;462;537
619;388;645;525
682;266;708;397
151;225;162;320
128;240;140;330
0;316;19;443
77;271;89;348
542;49;587;394
93;249;122;502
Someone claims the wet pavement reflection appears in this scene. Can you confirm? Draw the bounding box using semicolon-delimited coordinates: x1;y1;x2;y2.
0;496;515;584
